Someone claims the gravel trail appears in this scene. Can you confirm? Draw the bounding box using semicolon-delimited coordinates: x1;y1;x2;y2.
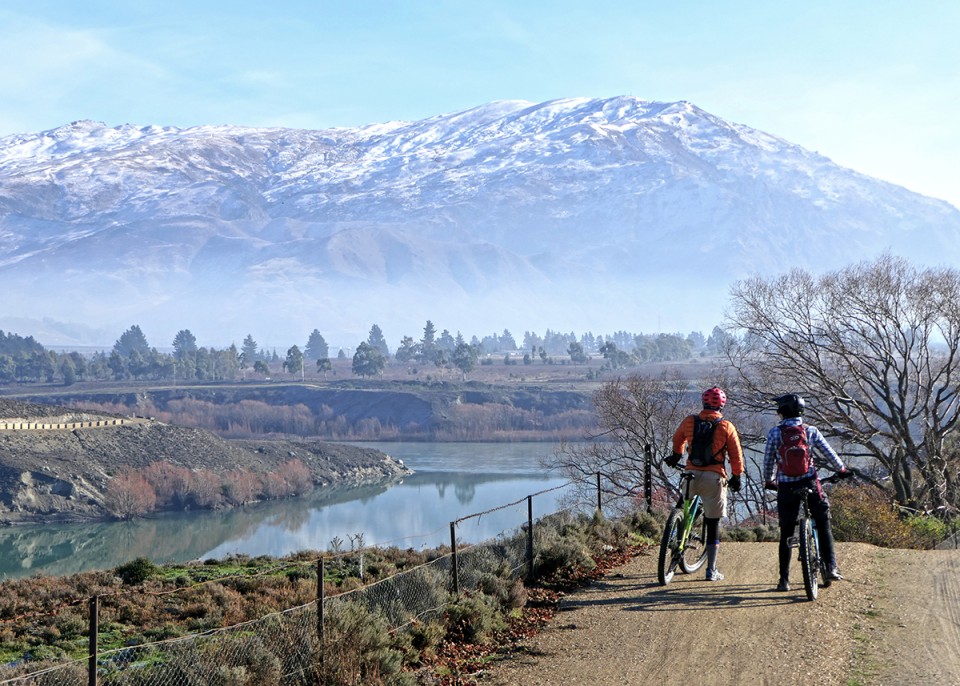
480;542;960;686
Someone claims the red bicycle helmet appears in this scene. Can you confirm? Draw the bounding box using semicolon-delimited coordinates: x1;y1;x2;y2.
702;386;727;410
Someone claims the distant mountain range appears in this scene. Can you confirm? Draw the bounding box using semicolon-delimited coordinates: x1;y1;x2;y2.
1;96;958;350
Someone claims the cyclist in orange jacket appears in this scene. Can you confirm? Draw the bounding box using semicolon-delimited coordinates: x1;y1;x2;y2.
666;386;745;581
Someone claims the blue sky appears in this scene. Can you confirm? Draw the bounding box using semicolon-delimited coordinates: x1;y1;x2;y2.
2;1;958;207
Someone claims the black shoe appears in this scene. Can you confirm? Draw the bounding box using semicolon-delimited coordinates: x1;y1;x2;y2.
776;579;790;592
827;566;844;581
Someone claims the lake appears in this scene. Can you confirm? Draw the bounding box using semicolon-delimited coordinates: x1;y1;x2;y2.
0;442;572;580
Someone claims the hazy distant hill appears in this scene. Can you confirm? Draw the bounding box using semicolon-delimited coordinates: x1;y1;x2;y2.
1;96;958;348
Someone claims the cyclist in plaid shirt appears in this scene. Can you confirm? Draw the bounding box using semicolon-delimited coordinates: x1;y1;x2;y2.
763;393;853;592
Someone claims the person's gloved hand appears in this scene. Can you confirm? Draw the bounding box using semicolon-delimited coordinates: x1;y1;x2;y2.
728;474;742;492
665;453;682;469
838;467;855;479
764;481;778;491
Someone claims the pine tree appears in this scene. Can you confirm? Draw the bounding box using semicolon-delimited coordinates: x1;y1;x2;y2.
366;324;390;356
305;329;329;361
241;334;259;363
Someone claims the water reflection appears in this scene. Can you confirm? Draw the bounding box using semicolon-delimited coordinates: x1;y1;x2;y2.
0;480;384;579
0;442;567;580
202;469;566;561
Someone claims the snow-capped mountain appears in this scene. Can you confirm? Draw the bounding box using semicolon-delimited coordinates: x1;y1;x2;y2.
1;96;958;349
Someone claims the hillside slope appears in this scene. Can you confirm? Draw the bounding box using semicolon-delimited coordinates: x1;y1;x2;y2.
10;380;597;441
0;398;408;524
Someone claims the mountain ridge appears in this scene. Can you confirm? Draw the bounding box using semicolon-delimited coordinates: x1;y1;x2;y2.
1;96;958;349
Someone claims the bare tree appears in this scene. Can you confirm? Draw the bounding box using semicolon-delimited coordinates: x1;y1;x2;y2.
546;372;697;512
726;254;960;513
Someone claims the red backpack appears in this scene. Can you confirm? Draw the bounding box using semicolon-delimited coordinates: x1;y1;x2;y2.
778;424;811;476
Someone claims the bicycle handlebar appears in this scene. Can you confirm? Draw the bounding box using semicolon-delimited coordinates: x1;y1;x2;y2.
820;466;859;484
765;467;858;492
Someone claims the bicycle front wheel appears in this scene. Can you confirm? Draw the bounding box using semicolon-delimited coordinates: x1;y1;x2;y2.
815;525;832;588
799;516;819;601
658;508;683;585
679;504;707;574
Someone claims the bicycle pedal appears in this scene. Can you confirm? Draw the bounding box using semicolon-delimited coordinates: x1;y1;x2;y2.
787;536;799;547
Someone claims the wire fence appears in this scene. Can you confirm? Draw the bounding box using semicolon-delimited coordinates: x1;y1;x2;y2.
937;532;960;550
0;478;614;686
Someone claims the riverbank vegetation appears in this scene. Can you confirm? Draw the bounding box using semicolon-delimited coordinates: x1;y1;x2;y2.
0;510;659;684
73;394;599;443
103;458;314;519
0;482;952;685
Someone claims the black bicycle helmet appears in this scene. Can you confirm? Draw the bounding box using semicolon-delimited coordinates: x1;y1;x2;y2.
773;393;805;418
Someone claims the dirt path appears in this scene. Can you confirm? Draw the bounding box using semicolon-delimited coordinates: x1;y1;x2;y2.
479;542;960;686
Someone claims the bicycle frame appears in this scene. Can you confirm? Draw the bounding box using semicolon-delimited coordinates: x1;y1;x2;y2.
658;472;708;585
677;489;703;551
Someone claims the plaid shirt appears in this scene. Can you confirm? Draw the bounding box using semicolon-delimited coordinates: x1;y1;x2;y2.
763;417;846;483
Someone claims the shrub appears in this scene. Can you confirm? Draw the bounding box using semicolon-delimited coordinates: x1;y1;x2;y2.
628;510;662;541
321;602;406;685
444;592;506;645
752;524;779;542
506;577;528;609
535;534;595;578
532;511;598;577
115;557;158;585
905;514;950;549
229;634;283;685
830;483;922;548
103;470;157;519
406;619;446;662
477;572;511;605
285;566;315;584
724;527;756;542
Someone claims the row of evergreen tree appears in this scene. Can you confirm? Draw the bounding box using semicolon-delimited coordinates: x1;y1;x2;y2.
0;320;731;385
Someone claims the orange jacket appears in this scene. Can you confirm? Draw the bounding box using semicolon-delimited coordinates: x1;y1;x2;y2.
671;409;744;478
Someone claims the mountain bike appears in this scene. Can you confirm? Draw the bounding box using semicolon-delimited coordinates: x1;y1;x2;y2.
658;471;707;585
786;470;851;601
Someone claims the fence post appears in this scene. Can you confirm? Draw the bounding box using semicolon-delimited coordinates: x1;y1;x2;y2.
644;444;653;514
526;495;534;580
88;594;99;686
450;521;459;596
317;557;325;675
596;471;601;512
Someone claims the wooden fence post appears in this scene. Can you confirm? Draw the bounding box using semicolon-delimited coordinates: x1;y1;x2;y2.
88;594;99;686
526;495;534;580
644;444;653;514
450;521;459;596
317;558;325;677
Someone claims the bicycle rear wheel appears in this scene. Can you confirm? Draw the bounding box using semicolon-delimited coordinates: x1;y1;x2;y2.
658;508;683;585
798;516;819;601
679;504;707;574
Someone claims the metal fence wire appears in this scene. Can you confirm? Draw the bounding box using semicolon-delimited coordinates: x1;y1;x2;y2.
0;482;596;686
